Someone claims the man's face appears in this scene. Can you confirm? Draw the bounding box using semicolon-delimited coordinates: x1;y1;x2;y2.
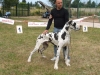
55;0;63;9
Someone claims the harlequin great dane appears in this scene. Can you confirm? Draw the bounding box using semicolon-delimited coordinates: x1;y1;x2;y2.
27;20;80;70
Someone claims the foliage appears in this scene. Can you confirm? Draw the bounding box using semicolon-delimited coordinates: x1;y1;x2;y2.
18;3;29;9
47;0;100;8
48;0;55;7
27;0;100;8
97;3;100;7
32;2;41;9
22;0;26;3
91;1;96;8
29;2;33;7
3;0;19;10
71;0;80;8
71;0;98;8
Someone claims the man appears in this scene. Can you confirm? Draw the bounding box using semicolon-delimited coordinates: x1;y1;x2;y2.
43;0;69;61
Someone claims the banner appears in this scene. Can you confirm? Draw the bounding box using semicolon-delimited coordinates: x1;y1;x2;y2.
0;17;2;22
28;22;47;27
0;17;14;25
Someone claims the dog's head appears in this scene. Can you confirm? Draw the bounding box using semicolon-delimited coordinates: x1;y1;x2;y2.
67;20;81;30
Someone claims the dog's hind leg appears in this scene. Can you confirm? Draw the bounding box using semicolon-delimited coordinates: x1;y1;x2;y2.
38;42;48;58
38;42;48;53
27;41;42;62
65;46;70;66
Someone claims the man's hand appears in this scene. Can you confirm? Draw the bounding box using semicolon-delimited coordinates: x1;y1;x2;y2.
49;14;52;19
43;30;48;34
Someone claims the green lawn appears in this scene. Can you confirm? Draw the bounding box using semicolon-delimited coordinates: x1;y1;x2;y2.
0;17;100;75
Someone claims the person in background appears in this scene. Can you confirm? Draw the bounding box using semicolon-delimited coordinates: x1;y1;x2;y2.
43;0;69;61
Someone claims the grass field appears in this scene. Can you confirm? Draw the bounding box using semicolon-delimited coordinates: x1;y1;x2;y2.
0;17;100;75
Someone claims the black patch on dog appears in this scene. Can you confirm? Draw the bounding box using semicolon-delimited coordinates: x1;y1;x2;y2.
54;33;58;40
65;26;69;30
61;32;66;40
38;35;43;39
49;34;52;37
49;40;55;45
50;42;55;45
73;22;76;28
49;38;52;42
63;46;66;50
49;37;55;45
68;20;72;25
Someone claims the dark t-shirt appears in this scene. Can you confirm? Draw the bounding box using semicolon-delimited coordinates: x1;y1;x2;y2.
46;7;69;30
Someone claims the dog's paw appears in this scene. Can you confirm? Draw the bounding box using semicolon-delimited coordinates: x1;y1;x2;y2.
54;64;58;70
65;59;71;66
66;63;71;66
27;59;31;62
42;55;46;58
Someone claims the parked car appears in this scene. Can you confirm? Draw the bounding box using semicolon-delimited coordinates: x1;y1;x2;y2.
42;11;50;18
3;11;11;18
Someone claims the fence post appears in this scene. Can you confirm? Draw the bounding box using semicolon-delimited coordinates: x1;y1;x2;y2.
16;3;17;16
63;0;65;8
77;0;80;18
28;2;30;16
2;2;4;16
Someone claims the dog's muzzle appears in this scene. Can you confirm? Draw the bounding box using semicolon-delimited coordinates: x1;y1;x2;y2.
75;24;81;30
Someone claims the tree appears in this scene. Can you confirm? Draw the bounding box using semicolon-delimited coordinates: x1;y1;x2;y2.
22;0;26;3
71;0;80;8
68;0;72;8
29;2;33;7
48;0;99;8
97;3;100;7
49;0;55;7
63;0;72;8
86;0;91;7
34;2;41;8
3;0;19;10
79;1;85;8
91;1;96;8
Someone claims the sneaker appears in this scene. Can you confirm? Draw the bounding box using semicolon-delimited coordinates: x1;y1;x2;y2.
50;57;56;61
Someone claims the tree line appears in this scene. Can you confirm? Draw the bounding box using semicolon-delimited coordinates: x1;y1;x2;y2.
30;0;100;8
2;0;28;10
2;0;100;10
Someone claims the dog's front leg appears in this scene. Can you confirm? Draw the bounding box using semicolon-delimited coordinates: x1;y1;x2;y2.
65;46;70;66
54;46;61;70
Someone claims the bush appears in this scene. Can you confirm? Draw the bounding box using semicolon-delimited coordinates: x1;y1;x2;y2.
30;10;42;16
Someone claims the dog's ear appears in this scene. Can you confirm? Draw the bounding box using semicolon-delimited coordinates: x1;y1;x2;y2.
68;20;72;24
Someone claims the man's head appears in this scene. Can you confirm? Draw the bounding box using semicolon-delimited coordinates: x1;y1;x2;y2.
55;0;63;10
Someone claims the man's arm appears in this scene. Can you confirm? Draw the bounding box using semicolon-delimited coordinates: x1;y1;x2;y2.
64;9;69;23
43;14;53;34
46;14;53;30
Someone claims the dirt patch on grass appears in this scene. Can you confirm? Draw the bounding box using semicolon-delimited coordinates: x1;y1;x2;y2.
83;17;100;23
12;16;100;23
